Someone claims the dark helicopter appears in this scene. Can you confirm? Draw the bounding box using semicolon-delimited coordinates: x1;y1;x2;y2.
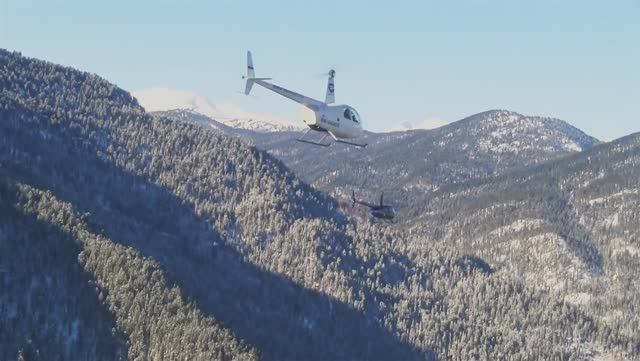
351;190;396;221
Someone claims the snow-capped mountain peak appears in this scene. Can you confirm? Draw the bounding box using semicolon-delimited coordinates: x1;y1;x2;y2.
132;87;302;132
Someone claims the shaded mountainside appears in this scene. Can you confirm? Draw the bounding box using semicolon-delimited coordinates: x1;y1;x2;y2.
0;182;127;361
0;178;256;361
156;108;599;215
2;49;639;360
408;132;640;340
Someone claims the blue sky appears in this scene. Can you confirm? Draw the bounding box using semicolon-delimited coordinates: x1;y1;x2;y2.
2;0;639;139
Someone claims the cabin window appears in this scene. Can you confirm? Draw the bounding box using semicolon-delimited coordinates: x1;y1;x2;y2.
350;108;360;123
344;108;359;123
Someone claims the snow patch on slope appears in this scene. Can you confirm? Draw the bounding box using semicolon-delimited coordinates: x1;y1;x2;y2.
489;218;545;237
471;110;596;154
154;109;228;131
587;188;639;205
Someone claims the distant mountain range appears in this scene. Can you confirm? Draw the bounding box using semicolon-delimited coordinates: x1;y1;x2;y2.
157;108;600;213
2;48;639;360
133;87;302;132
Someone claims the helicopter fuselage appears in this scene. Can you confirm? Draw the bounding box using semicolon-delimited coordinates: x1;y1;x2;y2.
304;104;363;139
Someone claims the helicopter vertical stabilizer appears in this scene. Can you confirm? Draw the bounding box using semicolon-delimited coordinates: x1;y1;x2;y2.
325;69;335;104
244;51;256;95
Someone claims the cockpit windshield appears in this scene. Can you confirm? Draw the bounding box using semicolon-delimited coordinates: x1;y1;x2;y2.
343;107;360;123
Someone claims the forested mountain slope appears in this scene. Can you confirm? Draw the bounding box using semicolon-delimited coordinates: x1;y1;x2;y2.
156;108;599;215
408;131;640;340
1;49;638;360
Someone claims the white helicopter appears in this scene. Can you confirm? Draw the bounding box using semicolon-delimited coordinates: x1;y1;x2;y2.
242;51;367;147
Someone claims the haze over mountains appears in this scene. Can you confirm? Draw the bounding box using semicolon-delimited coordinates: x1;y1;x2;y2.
1;49;639;360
